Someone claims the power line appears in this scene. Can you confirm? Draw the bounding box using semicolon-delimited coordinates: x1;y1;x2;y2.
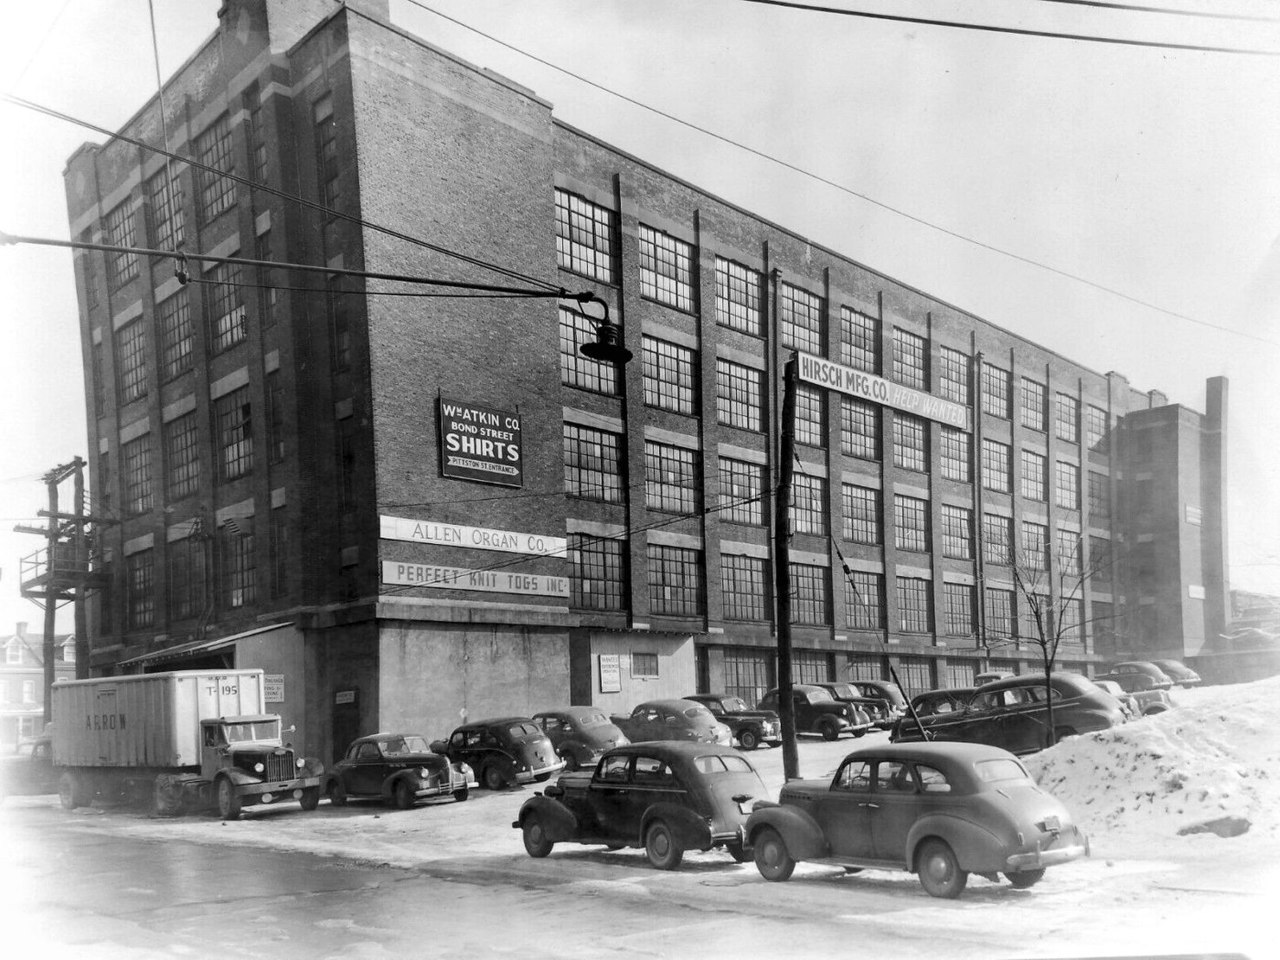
0;93;563;294
730;0;1280;53
405;2;1278;349
1026;0;1280;23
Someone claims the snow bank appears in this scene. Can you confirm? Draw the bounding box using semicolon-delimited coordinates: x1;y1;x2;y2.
1025;675;1280;854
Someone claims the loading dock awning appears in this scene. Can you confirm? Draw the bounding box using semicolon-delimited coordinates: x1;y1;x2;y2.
117;622;294;669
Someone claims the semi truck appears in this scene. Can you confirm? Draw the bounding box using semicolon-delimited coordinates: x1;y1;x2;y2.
51;669;324;819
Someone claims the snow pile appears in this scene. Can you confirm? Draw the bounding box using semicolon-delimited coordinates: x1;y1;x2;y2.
1025;675;1280;853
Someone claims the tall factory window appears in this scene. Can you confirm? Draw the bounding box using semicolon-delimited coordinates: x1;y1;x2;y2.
1020;378;1047;432
125;549;155;629
214;386;254;481
841;308;879;373
1086;405;1110;451
1021;521;1049;571
555;189;615;282
563;423;624;503
896;578;932;633
122;435;153;515
790;563;830;625
944;583;975;637
644;441;699;514
939;426;970;482
1055;461;1080;510
568;534;627;611
327;276;351;371
981;363;1011;418
893;495;929;553
219;520;256;609
716;359;763;430
715;258;762;335
164;411;200;501
638;225;694;311
718;457;765;526
892;414;927;472
194;113;235;222
841;397;879;460
981;438;1011;493
115;320;147;405
892;328;927;389
1020;449;1047;501
941;505;973;559
1057;528;1082;576
780;282;824;355
722;554;769;621
792;474;827;536
841;484;880;544
146;167;184;251
794;384;826;447
983;513;1013;565
206;261;246;352
559;307;619;395
247;84;269;185
168;535;205;621
642;336;697;414
255;230;280;328
1056;393;1080;444
985;588;1015;640
845;571;884;629
938;347;970;404
647;544;704;616
103;198;139;289
158;290;193;381
313;94;340;225
1088;471;1111;523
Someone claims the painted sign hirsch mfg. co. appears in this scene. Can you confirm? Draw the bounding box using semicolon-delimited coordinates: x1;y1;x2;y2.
438;397;523;487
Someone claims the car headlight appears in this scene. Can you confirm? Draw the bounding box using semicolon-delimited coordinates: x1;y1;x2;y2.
420;767;432;778
296;758;306;770
459;763;473;776
253;762;265;773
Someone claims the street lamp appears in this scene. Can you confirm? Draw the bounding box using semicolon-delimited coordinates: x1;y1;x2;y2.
578;296;632;365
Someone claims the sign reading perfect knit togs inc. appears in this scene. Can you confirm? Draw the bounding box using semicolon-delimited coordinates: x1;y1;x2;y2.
438;397;523;486
381;561;569;598
796;351;969;428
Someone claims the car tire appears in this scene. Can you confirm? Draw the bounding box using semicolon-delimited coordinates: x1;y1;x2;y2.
299;787;321;812
644;820;684;870
916;838;967;899
818;718;839;741
753;827;795;882
58;772;82;811
726;840;751;863
482;765;507;791
738;729;759;751
561;752;579;772
452;788;469;803
328;780;348;807
522;815;554;858
1005;869;1045;889
1052;726;1078;744
216;777;241;821
391;779;416;810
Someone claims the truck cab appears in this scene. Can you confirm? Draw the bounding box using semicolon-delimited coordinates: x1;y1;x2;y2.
198;714;324;819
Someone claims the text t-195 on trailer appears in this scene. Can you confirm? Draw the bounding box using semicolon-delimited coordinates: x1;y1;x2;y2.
51;669;324;819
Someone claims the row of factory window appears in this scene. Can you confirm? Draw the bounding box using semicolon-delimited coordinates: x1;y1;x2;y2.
557;190;1112;450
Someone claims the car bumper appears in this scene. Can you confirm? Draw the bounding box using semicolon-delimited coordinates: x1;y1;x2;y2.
513;759;566;784
1005;836;1089;871
417;773;478;797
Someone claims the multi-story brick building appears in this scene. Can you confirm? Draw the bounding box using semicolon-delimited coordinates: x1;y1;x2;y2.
62;0;1230;761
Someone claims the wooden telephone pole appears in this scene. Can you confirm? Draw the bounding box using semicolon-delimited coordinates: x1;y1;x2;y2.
775;354;799;781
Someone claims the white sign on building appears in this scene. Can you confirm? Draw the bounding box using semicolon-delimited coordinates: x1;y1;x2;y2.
796;351;968;428
380;515;566;557
381;561;569;598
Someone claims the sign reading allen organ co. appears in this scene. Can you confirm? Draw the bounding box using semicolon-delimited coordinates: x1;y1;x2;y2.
438;397;523;487
382;561;569;598
380;515;566;557
796;352;969;428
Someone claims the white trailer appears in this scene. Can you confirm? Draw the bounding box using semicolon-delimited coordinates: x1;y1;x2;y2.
51;670;323;819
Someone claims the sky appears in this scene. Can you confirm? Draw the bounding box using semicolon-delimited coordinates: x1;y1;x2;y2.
1;0;1278;636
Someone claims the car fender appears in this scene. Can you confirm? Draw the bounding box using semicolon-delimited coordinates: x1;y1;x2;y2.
745;803;829;860
639;802;712;851
299;757;325;778
380;770;420;799
218;768;260;788
516;794;579;842
905;814;1005;873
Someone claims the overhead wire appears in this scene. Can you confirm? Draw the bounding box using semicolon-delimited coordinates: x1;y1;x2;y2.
405;1;1279;349
1024;0;1280;22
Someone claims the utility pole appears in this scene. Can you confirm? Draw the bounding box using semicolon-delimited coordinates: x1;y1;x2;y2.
775;353;799;781
73;460;90;678
41;470;60;725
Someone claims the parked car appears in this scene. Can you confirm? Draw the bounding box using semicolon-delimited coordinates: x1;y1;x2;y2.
532;706;628;771
909;687;976;718
812;682;881;733
845;679;909;727
684;694;781;750
433;717;564;790
757;685;862;741
1092;679;1139;719
974;670;1015;685
611;699;733;746
513;741;766;869
1128;686;1175;716
745;741;1089;898
324;733;476;808
1150;659;1202;687
0;733;57;803
1094;661;1175;693
891;673;1126;755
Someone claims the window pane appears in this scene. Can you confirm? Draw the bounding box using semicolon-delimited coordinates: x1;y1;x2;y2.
559;307;619;395
896;578;932;633
645;441;699;514
214;386;253;481
845;571;884;629
841;308;878;372
982;363;1010;418
894;495;929;552
795;384;826;447
647;545;703;616
939;427;970;482
892;328;927;389
563;423;624;503
841;397;879;460
790;563;830;625
643;337;697;414
556;190;614;282
1020;378;1047;431
723;554;769;620
793;474;827;535
941;504;972;559
719;458;765;525
639;225;694;311
892;414;927;472
715;258;761;335
780;282;824;354
195;114;236;222
938;347;970;404
569;533;627;611
164;412;200;501
841;484;880;544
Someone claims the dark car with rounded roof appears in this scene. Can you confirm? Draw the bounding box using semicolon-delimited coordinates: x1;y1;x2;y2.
611;698;733;746
1150;659;1202;687
683;693;782;750
891;672;1125;754
909;687;976;718
513;741;767;869
433;717;564;791
532;706;628;771
745;741;1088;898
1094;661;1175;693
324;733;476;809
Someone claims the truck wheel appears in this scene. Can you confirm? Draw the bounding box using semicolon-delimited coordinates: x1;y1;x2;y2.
452;788;469;803
753;827;795;882
58;773;81;811
916;838;968;899
645;820;684;870
522;814;554;858
391;779;416;810
818;718;839;741
217;777;241;821
738;729;759;751
299;787;320;811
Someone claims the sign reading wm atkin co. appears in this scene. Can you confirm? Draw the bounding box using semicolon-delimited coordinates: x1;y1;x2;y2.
381;561;569;598
797;352;969;428
380;515;566;557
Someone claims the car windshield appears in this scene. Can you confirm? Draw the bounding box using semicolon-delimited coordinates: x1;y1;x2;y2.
826;683;856;699
975;758;1032;783
683;706;714;721
221;720;281;743
508;722;542;738
806;689;835;703
379;736;429;756
720;698;749;713
578;711;611;726
692;754;755;774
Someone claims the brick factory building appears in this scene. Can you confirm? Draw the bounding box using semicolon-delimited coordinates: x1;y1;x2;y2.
62;0;1230;760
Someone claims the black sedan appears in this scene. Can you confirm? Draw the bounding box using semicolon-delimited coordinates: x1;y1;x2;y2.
324;733;476;809
513;742;767;869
